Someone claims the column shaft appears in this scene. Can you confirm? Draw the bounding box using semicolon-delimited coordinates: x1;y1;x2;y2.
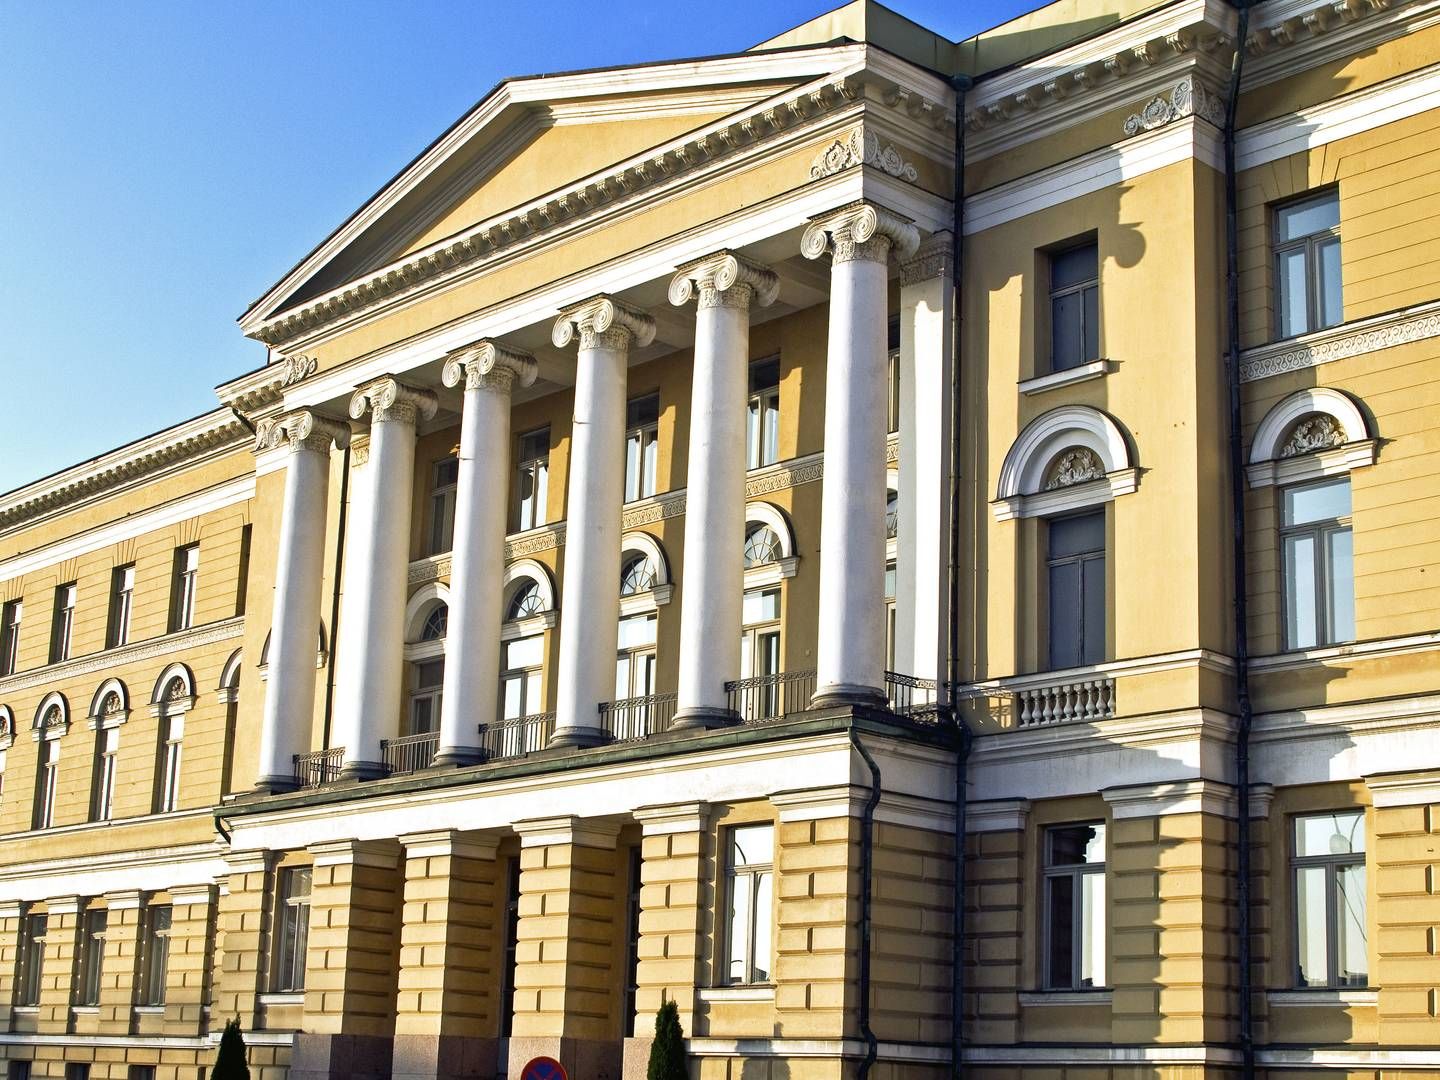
550;299;654;747
670;255;777;727
255;412;347;792
338;378;437;778
436;346;536;766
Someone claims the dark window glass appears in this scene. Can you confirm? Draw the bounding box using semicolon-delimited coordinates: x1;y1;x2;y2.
1048;243;1099;372
1047;512;1106;669
1274;190;1342;339
1043;823;1106;990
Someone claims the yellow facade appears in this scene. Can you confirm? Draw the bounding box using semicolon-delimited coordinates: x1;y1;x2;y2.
2;1;1439;1079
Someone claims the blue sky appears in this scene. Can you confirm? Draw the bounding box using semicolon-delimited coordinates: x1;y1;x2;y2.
0;0;1032;494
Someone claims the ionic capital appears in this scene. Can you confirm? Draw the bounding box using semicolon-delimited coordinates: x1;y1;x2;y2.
669;251;779;312
801;200;920;265
552;295;656;352
441;341;538;396
900;230;954;287
253;409;351;456
349;376;439;427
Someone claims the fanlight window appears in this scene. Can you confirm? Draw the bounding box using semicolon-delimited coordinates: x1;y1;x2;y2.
620;554;658;596
744;524;782;568
421;604;448;641
507;582;545;621
886;491;899;539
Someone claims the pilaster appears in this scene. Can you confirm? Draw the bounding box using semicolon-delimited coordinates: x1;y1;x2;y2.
0;900;24;1032
964;800;1030;1045
163;884;217;1035
211;850;275;1032
507;816;625;1080
96;890;144;1036
36;895;81;1034
393;830;504;1080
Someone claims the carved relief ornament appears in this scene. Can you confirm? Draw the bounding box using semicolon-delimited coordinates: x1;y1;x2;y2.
1123;75;1226;137
669;251;779;312
801;201;921;266
349;376;439;427
1280;414;1347;458
442;341;538;395
1043;447;1105;490
809;128;919;183
552;296;656;352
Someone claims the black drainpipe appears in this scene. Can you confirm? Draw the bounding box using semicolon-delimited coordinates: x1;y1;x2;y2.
321;443;351;750
852;730;882;1080
947;71;974;1080
1221;7;1256;1079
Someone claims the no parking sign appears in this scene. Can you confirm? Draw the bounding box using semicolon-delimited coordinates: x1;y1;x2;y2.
520;1058;567;1080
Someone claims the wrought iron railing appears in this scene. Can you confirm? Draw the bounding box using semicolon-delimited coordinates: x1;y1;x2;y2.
479;712;555;761
381;730;440;775
885;670;941;721
1015;677;1115;727
294;747;344;788
725;669;816;724
599;693;677;743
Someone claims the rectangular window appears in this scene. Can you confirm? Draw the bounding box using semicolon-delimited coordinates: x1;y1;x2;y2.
140;905;171;1005
739;588;781;721
722;823;774;985
1043;822;1107;990
17;913;46;1006
34;740;60;829
235;524;253;617
514;429;550;533
1048;241;1100;373
64;1065;89;1080
428;456;460;555
887;349;901;435
747;358;781;470
9;1062;32;1080
128;1068;156;1080
1282;477;1354;651
273;868;311;993
410;659;444;735
76;908;108;1006
500;857;521;1037
0;599;20;676
108;565;135;649
1294;810;1367;988
156;713;183;814
170;545;199;632
1274;189;1342;339
92;727;120;822
50;583;77;664
1047;512;1106;670
614;614;658;702
624;394;660;503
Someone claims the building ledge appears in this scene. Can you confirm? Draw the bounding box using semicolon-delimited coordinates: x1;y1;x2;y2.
1018;359;1112;395
1267;988;1377;1007
1018;990;1113;1006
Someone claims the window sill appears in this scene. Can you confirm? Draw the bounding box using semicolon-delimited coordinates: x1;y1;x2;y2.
1018;990;1112;1006
1019;359;1112;396
70;1006;100;1015
257;992;305;1007
11;1007;39;1015
696;985;775;1004
1267;988;1376;1007
132;1005;166;1015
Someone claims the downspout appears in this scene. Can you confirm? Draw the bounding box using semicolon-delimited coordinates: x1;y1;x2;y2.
947;72;974;1080
851;730;882;1080
321;444;351;750
1221;8;1256;1079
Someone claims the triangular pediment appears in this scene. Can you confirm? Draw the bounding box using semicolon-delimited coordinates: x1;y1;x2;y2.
240;46;856;335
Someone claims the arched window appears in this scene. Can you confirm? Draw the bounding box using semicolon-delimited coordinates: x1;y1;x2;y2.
150;666;194;815
258;625;328;681
744;524;782;568
994;405;1137;522
421;603;448;641
1248;389;1374;651
87;678;129;823
615;536;670;705
507;583;545;620
742;503;798;591
498;562;558;739
403;588;450;738
31;693;69;829
620;553;658;596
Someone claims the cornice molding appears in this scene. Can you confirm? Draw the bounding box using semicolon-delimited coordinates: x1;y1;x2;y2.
1239;298;1440;382
0;410;249;536
216;355;319;421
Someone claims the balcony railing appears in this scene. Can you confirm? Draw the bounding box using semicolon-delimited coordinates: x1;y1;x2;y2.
479;712;555;761
726;670;816;724
381;730;440;775
600;693;678;743
885;671;941;721
1015;677;1115;727
294;747;344;789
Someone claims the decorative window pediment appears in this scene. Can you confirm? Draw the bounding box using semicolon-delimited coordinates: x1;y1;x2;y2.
1247;388;1375;489
994;406;1138;521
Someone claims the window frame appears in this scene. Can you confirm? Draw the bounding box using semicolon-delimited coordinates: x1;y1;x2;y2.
623;393;660;503
427;456;460;556
1044;511;1107;671
1280;476;1354;651
1273;188;1342;341
0;599;20;677
16;912;47;1007
272;867;312;994
1291;809;1368;989
513;427;551;533
746;358;781;471
76;907;108;1007
50;582;77;664
92;725;120;823
107;565;135;649
1041;821;1108;991
139;904;171;1006
719;822;775;987
499;856;521;1037
33;736;60;830
1045;239;1100;374
170;545;200;633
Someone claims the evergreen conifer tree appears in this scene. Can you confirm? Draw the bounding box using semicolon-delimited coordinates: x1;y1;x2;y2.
213;1017;250;1080
646;999;687;1080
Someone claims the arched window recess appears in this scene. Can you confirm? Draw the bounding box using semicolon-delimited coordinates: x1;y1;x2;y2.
216;649;243;705
32;691;70;742
150;664;197;718
0;704;15;750
1246;388;1376;489
258;623;328;682
87;678;130;730
618;533;672;617
403;583;451;663
993;405;1139;521
743;502;799;589
501;560;558;642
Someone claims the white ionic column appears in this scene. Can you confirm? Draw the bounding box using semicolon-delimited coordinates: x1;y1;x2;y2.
434;342;537;766
336;376;437;778
668;252;778;728
550;297;655;747
253;410;349;792
896;233;954;689
802;202;920;707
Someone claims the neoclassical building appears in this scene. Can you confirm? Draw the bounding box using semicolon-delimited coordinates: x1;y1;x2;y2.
2;0;1439;1078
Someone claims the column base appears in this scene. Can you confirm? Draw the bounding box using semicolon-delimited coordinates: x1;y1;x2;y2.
506;1036;620;1080
811;682;888;709
430;747;486;768
252;773;301;795
291;1034;395;1080
340;759;388;781
670;706;739;731
547;725;610;749
391;1034;499;1080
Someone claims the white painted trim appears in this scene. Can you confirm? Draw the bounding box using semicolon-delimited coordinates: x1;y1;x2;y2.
1249;631;1440;672
964;119;1222;236
502;559;557;616
1246;441;1376;489
744;500;797;559
994;404;1134;516
1018;359;1112;396
0;835;227;905
694;986;775;1005
685;1037;949;1064
256;992;306;1008
742;556;798;590
618;584;673;618
1267;988;1378;1007
1018;990;1114;1006
1103;778;1237;819
1257;1047;1440;1068
633;801;711;836
150;661;196;705
404;580;452;642
620;530;672;586
1249;387;1370;464
993;468;1139;522
1366;772;1440;808
500;610;558;643
1236;61;1440;172
1240;298;1440;382
0;475;254;584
